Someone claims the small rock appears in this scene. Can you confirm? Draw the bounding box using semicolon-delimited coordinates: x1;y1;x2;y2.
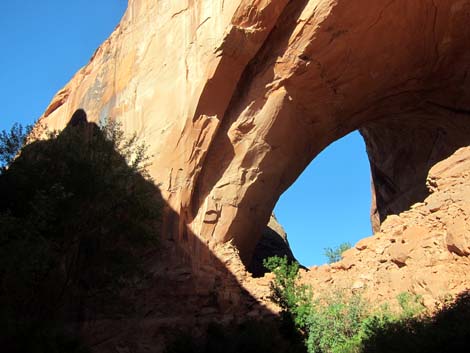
388;243;411;267
446;219;470;256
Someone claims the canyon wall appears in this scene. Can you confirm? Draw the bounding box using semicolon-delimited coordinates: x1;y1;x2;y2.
38;0;470;269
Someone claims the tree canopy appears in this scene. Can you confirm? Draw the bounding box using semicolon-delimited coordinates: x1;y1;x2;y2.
0;114;162;352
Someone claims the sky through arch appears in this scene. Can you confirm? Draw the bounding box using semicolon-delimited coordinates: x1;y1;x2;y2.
274;131;373;267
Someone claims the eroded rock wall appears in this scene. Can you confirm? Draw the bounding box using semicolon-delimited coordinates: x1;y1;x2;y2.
362;113;470;232
32;2;470;351
38;0;470;268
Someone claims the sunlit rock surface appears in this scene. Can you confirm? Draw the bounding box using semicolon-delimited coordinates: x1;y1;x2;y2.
301;146;470;308
37;0;470;313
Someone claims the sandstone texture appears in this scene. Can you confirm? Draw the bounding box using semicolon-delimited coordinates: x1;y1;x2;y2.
299;147;470;309
64;146;470;353
37;0;470;268
31;1;470;350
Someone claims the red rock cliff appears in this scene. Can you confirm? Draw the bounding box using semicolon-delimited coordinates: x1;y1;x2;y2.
38;0;470;269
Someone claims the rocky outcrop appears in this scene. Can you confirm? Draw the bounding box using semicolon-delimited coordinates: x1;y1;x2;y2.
249;214;298;277
37;0;470;272
299;146;470;308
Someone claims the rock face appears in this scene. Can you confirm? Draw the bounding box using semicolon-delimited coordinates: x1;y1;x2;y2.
300;146;470;308
38;0;470;270
250;214;298;277
32;1;470;350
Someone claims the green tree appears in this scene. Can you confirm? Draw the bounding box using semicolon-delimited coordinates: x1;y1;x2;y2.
361;291;470;353
0;117;161;352
263;256;312;332
324;242;352;264
396;292;425;319
0;123;32;173
305;291;369;353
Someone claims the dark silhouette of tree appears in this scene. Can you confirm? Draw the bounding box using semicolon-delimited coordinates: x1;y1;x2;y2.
0;110;162;352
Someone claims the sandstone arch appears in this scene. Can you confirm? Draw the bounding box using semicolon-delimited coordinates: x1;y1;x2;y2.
39;0;470;267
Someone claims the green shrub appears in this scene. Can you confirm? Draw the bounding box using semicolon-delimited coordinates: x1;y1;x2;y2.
324;242;352;264
263;256;443;353
263;256;370;353
263;256;312;332
396;292;425;318
361;291;470;353
0;122;32;172
305;291;369;353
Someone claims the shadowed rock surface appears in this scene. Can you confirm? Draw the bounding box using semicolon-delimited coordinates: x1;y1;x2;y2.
249;214;298;277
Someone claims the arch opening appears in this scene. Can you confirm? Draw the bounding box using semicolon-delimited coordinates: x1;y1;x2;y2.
248;131;372;275
275;131;372;267
247;111;470;274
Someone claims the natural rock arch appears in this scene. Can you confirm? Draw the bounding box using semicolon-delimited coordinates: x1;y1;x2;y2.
39;0;470;268
187;0;470;265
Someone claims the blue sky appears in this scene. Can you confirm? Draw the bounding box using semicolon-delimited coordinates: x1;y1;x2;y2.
0;1;127;130
274;131;372;266
0;1;373;267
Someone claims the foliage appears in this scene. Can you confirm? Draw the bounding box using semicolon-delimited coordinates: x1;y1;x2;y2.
263;256;437;353
0;119;161;350
361;290;470;353
324;242;352;264
396;292;425;319
263;256;370;352
305;291;369;353
0;123;32;172
263;256;312;332
100;118;153;180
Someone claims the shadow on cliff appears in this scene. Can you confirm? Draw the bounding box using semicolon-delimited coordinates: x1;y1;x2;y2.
165;290;470;353
0;109;296;353
361;112;470;229
0;109;163;351
2;109;468;353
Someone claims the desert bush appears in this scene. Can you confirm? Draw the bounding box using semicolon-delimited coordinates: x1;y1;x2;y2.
324;242;352;264
361;291;470;353
263;256;441;353
263;256;312;334
396;291;425;319
305;291;369;353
